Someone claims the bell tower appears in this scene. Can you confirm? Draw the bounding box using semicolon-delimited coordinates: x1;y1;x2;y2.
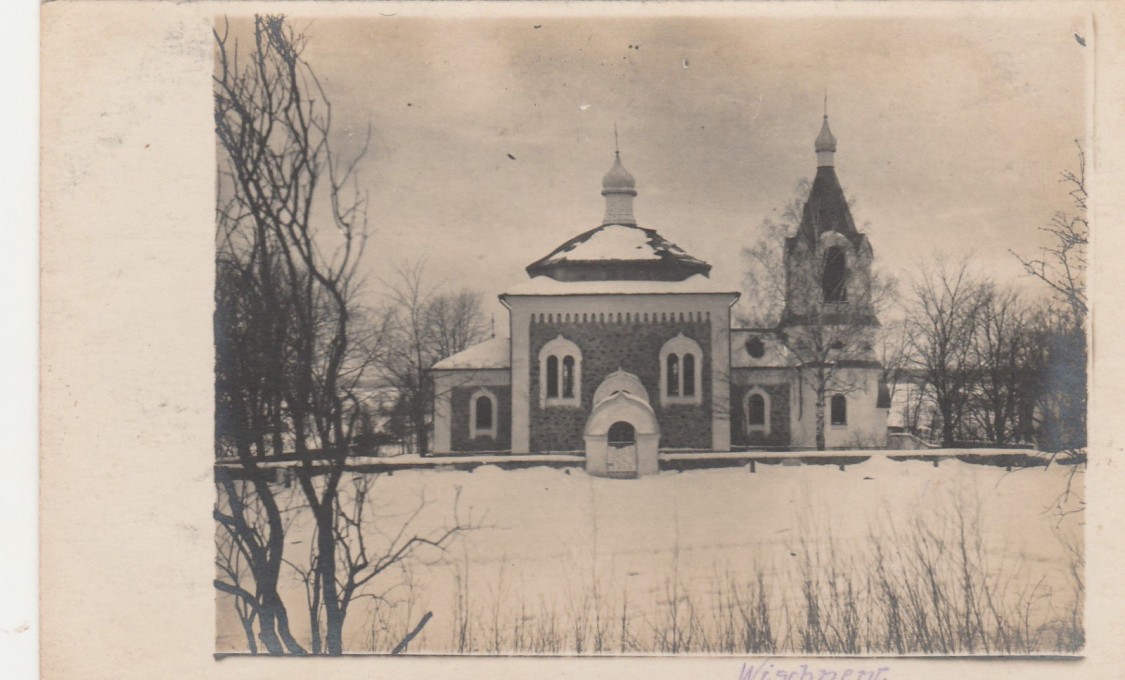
780;112;877;331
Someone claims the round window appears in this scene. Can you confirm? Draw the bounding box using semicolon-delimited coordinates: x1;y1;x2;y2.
745;336;765;359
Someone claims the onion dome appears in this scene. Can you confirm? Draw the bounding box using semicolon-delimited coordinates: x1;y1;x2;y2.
815;115;837;154
602;151;636;194
600;151;638;225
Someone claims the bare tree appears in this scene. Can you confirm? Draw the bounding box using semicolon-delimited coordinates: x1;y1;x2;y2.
428;290;490;362
213;470;308;654
905;257;989;448
213;158;309;654
1024;303;1087;452
739;178;809;327
213;14;388;654
966;286;1031;445
876;318;913;408
1012;141;1087;320
1012;142;1087;453
382;261;489;454
285;474;473;652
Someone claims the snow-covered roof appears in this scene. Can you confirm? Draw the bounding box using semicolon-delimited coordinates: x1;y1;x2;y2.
542;224;666;263
731;329;791;368
503;274;739;298
525;223;711;282
431;336;510;371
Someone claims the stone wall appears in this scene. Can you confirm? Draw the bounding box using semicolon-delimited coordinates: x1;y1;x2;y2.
730;378;791;447
529;314;712;451
450;386;512;452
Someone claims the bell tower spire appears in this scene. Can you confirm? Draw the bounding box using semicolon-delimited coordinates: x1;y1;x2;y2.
815;98;837;168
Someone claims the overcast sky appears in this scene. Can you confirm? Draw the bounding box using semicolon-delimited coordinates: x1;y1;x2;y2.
226;13;1086;326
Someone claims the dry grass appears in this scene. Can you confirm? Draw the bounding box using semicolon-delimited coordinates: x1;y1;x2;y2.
431;499;1082;656
218;466;1084;656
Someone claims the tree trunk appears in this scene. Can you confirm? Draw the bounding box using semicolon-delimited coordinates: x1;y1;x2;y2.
940;400;957;448
255;608;285;655
413;402;429;455
262;589;306;654
238;610;258;655
815;387;826;451
316;501;344;655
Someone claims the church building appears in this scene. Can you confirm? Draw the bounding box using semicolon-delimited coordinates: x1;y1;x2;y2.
431;115;890;477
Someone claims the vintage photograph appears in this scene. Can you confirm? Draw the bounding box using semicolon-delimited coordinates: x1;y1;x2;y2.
212;13;1087;656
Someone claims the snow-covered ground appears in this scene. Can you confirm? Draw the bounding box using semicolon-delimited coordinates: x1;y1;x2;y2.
216;456;1083;654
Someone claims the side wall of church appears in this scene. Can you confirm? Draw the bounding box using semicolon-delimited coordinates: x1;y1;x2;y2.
450;385;512;452
730;373;791;447
789;365;888;449
432;368;511;454
528;314;713;451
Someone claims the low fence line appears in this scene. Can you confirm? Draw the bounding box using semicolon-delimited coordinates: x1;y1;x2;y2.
214;448;1079;479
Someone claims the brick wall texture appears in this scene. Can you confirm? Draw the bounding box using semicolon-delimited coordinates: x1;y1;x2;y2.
529;315;712;451
730;379;791;447
450;386;512;452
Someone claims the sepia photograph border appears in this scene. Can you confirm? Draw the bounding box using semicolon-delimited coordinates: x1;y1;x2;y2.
37;1;1125;679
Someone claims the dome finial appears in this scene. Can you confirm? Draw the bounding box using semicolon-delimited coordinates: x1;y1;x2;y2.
601;132;637;225
815;101;837;167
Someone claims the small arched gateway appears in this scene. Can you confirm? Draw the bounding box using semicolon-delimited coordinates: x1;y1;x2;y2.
584;371;660;478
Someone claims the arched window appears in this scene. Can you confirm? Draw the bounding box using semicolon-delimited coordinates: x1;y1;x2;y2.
539;335;582;407
546;356;559;398
744;387;770;435
830;394;847;426
470;389;497;439
475;396;492;430
747;394;765;425
682;354;695;397
659;333;703;405
562;356;575;398
823;246;848;303
666;354;680;396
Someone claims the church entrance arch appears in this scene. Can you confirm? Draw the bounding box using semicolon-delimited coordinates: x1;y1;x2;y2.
584;370;660;478
606;421;638;478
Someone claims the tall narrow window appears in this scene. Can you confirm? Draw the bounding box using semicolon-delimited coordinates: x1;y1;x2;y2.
747;394;766;426
470;389;497;439
831;394;847;426
562;356;575;398
744;387;771;435
682;354;695;397
546;355;559;398
474;395;492;430
666;354;680;397
823;246;848;302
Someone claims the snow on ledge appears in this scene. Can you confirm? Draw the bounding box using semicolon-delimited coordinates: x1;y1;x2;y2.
504;274;738;297
431;336;511;370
